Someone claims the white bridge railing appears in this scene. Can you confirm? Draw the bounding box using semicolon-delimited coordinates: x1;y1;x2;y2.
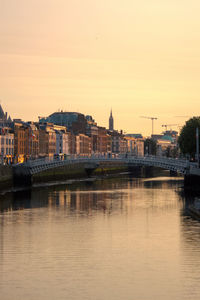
14;155;200;176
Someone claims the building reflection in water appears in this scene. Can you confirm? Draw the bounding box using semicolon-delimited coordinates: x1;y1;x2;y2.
2;174;200;300
0;175;184;216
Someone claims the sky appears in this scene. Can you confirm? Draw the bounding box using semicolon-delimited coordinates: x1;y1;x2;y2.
0;0;200;136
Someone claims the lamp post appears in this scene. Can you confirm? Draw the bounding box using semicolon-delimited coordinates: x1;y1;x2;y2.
196;127;199;167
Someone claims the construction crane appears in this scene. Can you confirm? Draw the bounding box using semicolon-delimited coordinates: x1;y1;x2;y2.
140;116;158;135
174;115;190;118
161;124;179;131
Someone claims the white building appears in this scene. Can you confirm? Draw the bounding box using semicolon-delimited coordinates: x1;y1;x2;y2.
56;131;70;155
0;130;14;163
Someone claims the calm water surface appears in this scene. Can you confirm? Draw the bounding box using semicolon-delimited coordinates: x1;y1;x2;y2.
0;174;200;300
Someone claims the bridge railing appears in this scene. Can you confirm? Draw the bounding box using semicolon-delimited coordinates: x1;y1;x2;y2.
14;154;200;176
23;155;190;170
24;155;119;168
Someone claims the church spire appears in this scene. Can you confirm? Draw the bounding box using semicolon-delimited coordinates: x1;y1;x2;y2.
0;104;5;120
109;109;114;131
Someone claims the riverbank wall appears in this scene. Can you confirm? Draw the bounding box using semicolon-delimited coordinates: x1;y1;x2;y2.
0;165;13;189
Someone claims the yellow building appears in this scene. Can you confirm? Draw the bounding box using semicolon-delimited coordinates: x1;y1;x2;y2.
125;135;144;157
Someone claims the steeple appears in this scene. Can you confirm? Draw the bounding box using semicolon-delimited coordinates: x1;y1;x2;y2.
109;109;114;131
7;115;12;123
0;104;5;120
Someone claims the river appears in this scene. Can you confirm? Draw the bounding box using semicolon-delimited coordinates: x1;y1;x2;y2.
0;173;200;300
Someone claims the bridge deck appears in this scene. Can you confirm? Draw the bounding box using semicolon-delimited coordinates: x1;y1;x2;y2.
13;156;200;176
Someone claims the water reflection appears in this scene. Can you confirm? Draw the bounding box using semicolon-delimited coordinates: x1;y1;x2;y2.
177;189;200;299
1;175;200;300
0;175;184;214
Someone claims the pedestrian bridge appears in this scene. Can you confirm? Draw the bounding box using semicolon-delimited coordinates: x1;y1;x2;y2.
13;155;200;177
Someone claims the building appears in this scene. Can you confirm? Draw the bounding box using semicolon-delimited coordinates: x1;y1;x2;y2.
14;121;29;162
54;125;70;155
152;131;178;157
14;121;39;162
86;116;110;155
27;122;39;159
38;123;56;158
0;105;12;128
108;130;127;155
126;134;143;139
0;127;14;164
120;135;128;154
163;130;178;143
76;134;91;156
97;127;110;155
39;111;87;135
156;136;177;157
125;135;144;156
86;115;98;153
67;132;76;155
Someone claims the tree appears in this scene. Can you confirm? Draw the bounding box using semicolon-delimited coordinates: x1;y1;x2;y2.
165;146;171;157
144;138;157;155
178;117;200;159
165;146;179;158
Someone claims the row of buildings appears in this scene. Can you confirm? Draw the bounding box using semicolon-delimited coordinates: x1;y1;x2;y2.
0;106;145;164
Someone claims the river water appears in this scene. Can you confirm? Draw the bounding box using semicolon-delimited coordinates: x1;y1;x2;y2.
0;173;200;300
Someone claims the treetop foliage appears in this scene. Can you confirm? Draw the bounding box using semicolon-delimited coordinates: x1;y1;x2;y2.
178;117;200;158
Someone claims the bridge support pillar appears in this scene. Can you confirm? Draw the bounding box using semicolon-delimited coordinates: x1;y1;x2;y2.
128;166;145;177
170;170;178;176
84;163;99;177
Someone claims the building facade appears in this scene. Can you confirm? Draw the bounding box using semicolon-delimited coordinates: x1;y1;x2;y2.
0;128;14;163
14;121;39;162
55;129;70;155
39;111;88;135
97;127;110;155
108;130;127;154
38;123;56;158
125;135;144;156
76;134;91;156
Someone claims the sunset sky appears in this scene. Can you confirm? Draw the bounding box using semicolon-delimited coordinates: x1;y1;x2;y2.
0;0;200;135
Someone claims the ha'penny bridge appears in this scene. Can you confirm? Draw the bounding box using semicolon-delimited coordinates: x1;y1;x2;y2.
13;155;200;186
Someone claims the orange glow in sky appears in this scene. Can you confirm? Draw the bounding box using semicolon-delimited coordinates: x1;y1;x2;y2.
0;0;200;135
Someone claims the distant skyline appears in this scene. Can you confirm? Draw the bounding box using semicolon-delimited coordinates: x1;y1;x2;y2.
1;0;200;135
